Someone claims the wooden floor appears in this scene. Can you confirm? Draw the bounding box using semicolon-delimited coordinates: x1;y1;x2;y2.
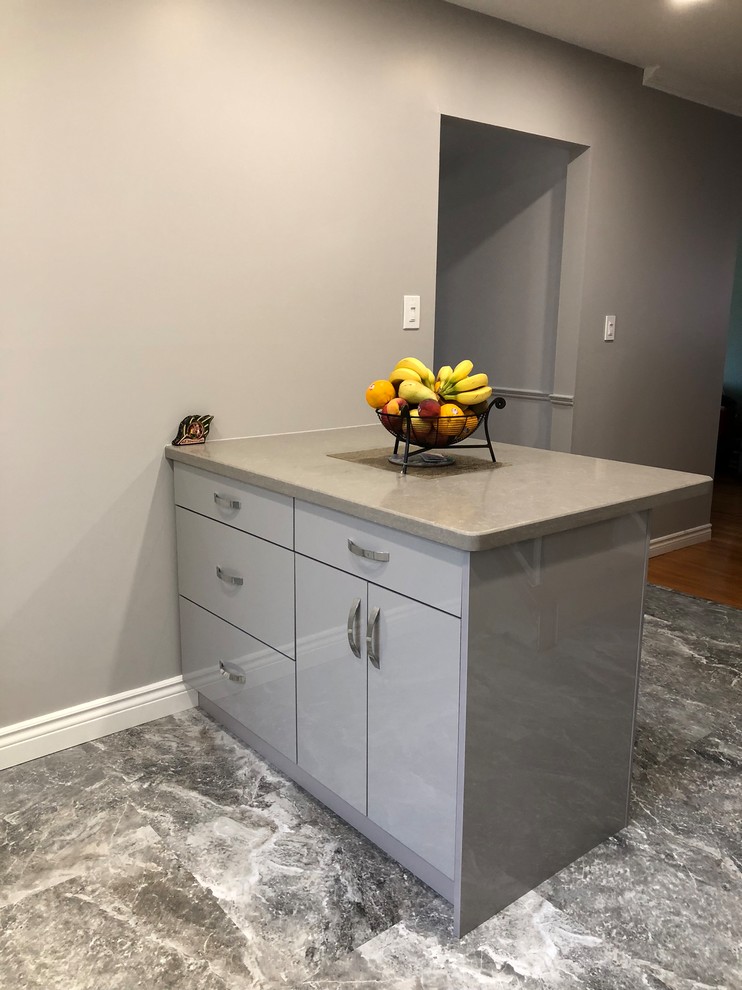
648;474;742;608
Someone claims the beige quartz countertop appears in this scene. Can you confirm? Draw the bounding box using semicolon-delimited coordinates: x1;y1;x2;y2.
165;425;711;551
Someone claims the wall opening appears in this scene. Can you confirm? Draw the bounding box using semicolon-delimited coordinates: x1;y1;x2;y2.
434;115;589;451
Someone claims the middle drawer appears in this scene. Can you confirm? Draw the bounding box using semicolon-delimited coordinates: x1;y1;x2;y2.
176;506;295;658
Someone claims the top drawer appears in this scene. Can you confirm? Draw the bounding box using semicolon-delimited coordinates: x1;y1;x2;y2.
173;462;293;549
295;501;465;616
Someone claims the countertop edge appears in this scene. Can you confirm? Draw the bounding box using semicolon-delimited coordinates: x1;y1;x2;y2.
164;445;712;552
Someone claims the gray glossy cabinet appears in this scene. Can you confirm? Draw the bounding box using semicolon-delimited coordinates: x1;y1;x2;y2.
173;461;651;938
295;556;460;878
365;585;460;878
174;464;297;762
295;556;367;813
180;597;296;761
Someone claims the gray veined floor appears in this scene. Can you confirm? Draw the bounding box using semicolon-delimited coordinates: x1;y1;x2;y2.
1;585;740;990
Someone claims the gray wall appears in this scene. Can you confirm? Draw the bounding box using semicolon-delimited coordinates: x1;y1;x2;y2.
435;118;575;449
2;0;741;730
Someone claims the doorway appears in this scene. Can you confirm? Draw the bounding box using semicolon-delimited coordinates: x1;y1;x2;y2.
434;115;588;452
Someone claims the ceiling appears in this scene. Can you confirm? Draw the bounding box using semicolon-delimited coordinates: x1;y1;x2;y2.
444;0;742;117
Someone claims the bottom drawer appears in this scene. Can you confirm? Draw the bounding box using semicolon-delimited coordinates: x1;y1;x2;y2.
180;598;296;762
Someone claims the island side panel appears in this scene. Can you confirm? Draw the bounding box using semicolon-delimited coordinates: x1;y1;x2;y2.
454;511;650;937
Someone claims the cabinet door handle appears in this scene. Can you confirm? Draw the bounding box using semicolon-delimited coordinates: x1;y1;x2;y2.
367;606;381;669
219;659;246;684
346;597;362;658
216;565;244;586
214;492;241;510
348;539;390;563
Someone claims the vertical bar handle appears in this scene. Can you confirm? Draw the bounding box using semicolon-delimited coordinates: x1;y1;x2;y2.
367;606;381;669
346;597;362;658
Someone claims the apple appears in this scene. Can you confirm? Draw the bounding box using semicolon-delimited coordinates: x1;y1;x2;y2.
380;396;409;431
418;399;441;419
385;397;409;415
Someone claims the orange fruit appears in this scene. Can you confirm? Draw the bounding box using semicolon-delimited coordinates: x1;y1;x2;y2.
437;403;466;436
462;413;479;436
365;379;396;409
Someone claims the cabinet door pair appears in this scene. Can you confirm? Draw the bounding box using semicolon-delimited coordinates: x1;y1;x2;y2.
295;556;460;878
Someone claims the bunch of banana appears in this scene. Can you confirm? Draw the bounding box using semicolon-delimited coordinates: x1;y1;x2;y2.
388;357;438;405
436;360;493;406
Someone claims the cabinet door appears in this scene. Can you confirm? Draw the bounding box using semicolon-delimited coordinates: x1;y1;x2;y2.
295;556;367;813
367;588;460;878
180;597;296;762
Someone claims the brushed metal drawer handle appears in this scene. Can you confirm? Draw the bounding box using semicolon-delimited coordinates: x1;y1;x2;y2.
347;597;362;658
219;659;246;684
216;566;243;586
367;606;381;669
348;539;390;563
214;492;241;510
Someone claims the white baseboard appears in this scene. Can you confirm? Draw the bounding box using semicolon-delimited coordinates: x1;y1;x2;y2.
649;523;712;558
0;676;198;772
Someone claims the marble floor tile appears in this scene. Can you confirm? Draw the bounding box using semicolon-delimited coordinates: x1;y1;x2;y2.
306;890;707;990
634;586;742;774
1;586;740;989
0;824;255;989
540;721;742;988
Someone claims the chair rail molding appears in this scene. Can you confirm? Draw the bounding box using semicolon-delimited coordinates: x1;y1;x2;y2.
492;386;575;407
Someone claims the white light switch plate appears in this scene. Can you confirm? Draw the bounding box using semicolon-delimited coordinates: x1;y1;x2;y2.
403;295;420;330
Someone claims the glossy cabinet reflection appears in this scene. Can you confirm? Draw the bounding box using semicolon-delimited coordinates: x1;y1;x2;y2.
295;557;367;812
366;586;459;878
180;597;296;761
295;556;460;878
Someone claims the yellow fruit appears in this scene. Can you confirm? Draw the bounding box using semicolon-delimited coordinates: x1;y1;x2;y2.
455;386;492;405
398;380;438;405
462;413;479;435
437;403;466;436
453;374;488;393
365;379;396;409
396;357;434;386
408;409;432;441
450;360;474;383
389;367;422;385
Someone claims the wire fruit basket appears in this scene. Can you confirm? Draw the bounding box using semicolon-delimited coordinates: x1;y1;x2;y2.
376;397;506;474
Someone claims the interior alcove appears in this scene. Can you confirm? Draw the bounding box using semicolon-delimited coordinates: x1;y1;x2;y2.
434;116;589;451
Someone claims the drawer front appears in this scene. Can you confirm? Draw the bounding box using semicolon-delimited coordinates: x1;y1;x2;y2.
180;598;296;762
174;462;293;549
294;501;465;616
176;507;294;658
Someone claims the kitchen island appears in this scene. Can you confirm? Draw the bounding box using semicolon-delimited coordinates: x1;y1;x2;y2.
166;426;710;936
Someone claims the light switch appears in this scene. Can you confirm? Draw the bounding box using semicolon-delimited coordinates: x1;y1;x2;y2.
403;295;420;331
604;315;616;342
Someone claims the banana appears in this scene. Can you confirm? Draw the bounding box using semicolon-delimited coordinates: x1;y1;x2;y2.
453;373;488;393
436;365;453;392
454;385;492;406
449;359;474;383
389;367;422;384
396;357;435;388
398;380;438;405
